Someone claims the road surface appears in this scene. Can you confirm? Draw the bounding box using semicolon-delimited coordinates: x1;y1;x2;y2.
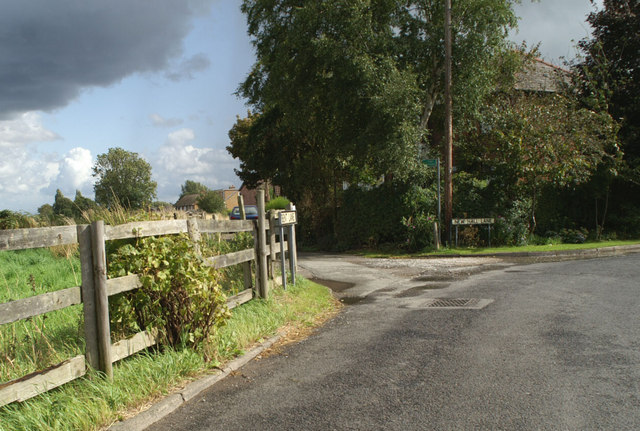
150;253;640;430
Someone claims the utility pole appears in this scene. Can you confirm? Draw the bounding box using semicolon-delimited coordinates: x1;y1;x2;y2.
444;0;453;245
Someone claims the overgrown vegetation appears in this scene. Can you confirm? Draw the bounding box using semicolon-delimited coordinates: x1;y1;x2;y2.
0;277;337;431
108;234;231;351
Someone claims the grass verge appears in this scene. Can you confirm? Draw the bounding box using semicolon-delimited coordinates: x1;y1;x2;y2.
0;278;340;431
358;239;640;258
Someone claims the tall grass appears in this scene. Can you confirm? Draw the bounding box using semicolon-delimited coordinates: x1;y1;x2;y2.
0;248;84;382
0;280;339;431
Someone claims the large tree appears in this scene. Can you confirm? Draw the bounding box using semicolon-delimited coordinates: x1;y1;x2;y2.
180;180;209;198
93;147;157;209
197;190;226;214
459;89;620;232
237;0;421;191
52;189;75;218
393;0;518;132
578;0;639;172
573;0;639;235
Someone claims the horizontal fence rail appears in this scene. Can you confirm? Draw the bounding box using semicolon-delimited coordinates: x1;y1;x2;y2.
0;225;81;251
0;195;298;408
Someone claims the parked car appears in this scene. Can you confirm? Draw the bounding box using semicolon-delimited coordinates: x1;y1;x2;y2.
229;205;259;220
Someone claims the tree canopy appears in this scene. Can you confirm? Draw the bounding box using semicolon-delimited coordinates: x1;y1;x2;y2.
93;147;157;209
197;190;226;214
232;0;519;239
578;0;639;174
180;180;209;198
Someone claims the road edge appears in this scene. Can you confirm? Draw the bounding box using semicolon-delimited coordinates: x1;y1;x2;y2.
107;333;282;431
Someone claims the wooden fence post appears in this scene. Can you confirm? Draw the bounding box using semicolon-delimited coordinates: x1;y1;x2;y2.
187;217;201;256
238;195;253;292
90;220;113;379
77;224;100;370
256;190;269;299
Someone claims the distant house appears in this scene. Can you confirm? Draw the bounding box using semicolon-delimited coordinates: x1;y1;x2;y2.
218;186;240;211
239;181;281;206
174;194;199;212
514;57;571;93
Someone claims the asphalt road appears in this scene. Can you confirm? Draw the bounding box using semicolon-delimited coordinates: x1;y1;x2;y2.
150;253;640;430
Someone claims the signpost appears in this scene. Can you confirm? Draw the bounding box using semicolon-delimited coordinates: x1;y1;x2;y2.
276;210;297;289
451;218;495;247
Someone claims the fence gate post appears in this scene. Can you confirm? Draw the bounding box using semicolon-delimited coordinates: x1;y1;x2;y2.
256;190;269;299
187;217;201;256
77;224;100;370
90;220;113;379
238;195;253;292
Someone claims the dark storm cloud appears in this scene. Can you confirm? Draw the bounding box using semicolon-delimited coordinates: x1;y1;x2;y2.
0;0;214;118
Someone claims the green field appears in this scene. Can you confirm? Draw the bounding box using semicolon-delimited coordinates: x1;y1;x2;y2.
0;248;84;383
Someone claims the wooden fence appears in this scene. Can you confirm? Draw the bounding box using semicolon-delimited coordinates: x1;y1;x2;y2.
0;191;296;407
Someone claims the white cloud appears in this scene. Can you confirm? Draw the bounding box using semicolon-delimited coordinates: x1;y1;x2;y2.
0;112;60;147
153;127;239;202
0;112;94;212
59;147;94;191
150;113;184;128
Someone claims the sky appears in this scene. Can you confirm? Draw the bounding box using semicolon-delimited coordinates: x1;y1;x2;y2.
1;0;603;213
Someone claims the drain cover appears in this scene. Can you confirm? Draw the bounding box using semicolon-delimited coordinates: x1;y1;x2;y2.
427;298;479;307
412;297;493;310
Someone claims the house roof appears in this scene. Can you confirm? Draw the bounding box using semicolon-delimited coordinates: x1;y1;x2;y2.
514;58;571;93
174;194;199;208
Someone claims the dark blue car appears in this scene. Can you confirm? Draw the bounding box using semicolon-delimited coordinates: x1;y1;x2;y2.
229;205;259;220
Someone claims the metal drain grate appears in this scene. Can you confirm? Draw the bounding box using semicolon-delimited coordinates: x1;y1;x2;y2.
426;298;481;308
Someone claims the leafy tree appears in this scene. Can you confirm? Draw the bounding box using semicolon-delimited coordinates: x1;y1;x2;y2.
52;189;75;218
238;0;421;185
236;0;425;241
180;180;210;198
393;0;518;132
93;147;157;209
460;90;620;232
578;0;639;171
233;0;521;244
574;0;639;235
37;204;55;224
73;190;97;217
197;190;226;214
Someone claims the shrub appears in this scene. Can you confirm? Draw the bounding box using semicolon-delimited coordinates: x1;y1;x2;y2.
265;196;291;211
108;234;230;352
560;227;589;244
402;213;436;252
493;199;531;246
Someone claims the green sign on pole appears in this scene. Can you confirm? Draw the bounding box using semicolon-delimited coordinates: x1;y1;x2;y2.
422;159;438;167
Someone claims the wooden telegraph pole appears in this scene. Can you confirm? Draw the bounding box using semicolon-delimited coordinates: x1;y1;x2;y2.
444;0;453;245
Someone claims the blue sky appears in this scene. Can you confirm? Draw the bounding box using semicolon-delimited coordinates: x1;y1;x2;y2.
0;0;601;213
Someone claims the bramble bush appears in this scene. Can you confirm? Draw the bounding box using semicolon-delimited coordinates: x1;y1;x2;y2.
108;234;230;353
